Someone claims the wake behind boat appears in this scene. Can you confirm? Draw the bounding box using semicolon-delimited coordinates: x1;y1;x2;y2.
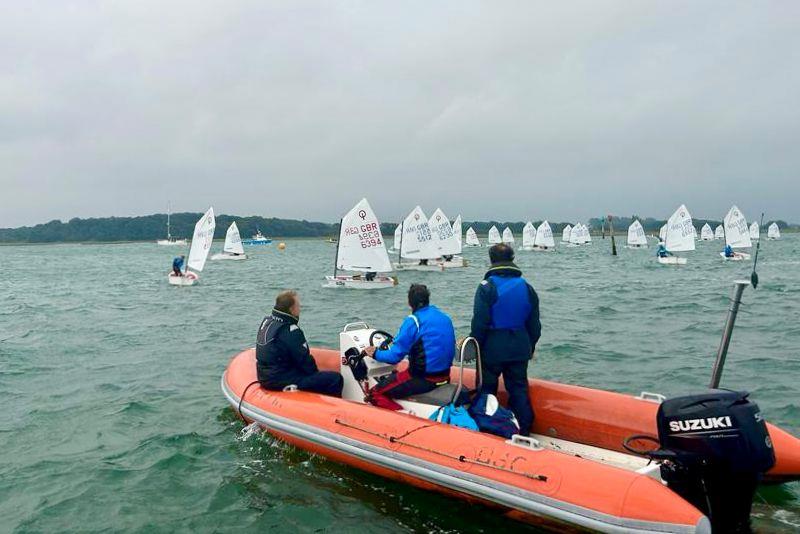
324;198;397;289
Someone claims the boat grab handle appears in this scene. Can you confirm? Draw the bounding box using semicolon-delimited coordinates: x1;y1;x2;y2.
282;384;299;392
636;391;666;403
506;434;543;451
343;322;370;332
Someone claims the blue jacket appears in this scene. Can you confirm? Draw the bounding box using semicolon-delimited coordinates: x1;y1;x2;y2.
173;256;184;270
656;244;668;257
374;304;455;377
471;262;541;363
724;245;734;257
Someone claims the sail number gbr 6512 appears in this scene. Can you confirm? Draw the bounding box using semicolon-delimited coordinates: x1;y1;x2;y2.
344;222;383;248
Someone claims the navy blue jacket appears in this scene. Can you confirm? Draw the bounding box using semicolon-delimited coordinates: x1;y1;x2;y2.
374;305;455;377
256;309;318;389
470;262;541;363
173;256;184;270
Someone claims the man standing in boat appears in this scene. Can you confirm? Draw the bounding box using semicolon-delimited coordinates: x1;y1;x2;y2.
363;284;455;410
256;290;344;397
172;255;185;276
470;244;540;436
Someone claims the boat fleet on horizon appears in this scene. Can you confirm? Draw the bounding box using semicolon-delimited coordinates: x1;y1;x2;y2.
163;200;783;287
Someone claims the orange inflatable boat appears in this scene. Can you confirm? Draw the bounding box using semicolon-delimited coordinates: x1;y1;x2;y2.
222;324;800;533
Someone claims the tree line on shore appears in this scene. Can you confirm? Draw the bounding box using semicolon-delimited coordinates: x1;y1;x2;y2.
0;212;792;243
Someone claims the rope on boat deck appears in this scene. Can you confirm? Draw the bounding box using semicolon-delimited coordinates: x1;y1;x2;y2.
334;418;548;482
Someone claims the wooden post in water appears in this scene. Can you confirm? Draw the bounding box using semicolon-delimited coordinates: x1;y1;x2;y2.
608;215;617;256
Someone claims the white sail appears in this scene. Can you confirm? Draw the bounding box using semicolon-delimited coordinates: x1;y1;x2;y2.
749;221;760;240
502;227;515;244
692;226;698;239
488;225;502;244
562;224;572;242
723;205;752;249
390;224;402;251
768;222;781;239
428;208;460;257
222;222;245;255
701;223;714;240
585;225;592;243
337;198;392;272
627;220;647;246
664;205;695;253
714;224;725;239
569;223;582;245
465;227;480;246
187;207;216;272
522;222;536;249
452;215;463;250
659;224;667;241
400;206;437;260
535;220;555;248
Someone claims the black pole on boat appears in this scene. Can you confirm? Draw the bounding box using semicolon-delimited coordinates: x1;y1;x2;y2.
709;279;750;389
397;221;404;267
333;218;342;278
750;212;764;290
608;215;617;256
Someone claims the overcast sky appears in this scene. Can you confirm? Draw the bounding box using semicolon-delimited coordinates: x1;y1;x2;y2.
2;1;798;227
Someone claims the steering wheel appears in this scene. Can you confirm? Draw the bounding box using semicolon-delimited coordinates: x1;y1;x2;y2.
368;330;394;352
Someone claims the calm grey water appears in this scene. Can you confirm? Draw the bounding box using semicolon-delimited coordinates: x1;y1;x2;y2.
1;237;799;532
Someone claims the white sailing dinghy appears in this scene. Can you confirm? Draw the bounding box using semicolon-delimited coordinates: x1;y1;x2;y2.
691;225;698;240
700;223;714;241
169;207;215;285
464;226;481;247
429;208;465;268
502;227;515;245
584;224;593;244
157;202;188;245
561;224;572;243
566;223;582;247
487;225;502;245
521;222;536;251
657;205;694;265
749;221;760;241
387;224;402;254
533;220;556;251
394;206;443;271
720;205;752;261
324;198;397;289
768;222;781;240
714;224;725;240
625;220;648;249
211;222;247;261
658;224;667;242
452;215;463;250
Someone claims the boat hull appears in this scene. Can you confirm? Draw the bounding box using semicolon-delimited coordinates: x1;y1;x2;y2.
167;271;198;286
657;256;687;265
394;262;445;272
719;252;751;261
242;240;272;246
223;349;715;533
210;253;247;261
323;275;397;289
156;239;187;246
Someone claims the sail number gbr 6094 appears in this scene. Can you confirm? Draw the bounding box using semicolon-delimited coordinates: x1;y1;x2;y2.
344;222;383;248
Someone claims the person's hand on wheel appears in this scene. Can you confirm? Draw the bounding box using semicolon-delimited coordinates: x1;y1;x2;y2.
364;346;377;357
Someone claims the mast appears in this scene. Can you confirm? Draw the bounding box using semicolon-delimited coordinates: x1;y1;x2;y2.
166;201;171;240
333;218;342;278
397;221;404;265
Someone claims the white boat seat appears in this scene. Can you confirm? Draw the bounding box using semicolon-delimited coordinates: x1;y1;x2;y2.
406;383;460;406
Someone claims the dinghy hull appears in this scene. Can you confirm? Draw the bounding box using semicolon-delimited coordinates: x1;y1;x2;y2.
167;271;198;286
394;262;445;272
719;252;751;261
210;253;247;261
157;239;188;246
323;275;397;289
657;257;687;265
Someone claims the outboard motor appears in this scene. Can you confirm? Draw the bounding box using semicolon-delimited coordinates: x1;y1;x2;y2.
654;390;775;532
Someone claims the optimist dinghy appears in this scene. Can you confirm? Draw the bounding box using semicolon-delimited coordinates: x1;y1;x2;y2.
387;225;402;254
211;221;247;261
324;198;397;289
487;225;502;245
626;220;648;249
429;208;466;268
168;207;215;285
502;227;515;245
768;222;781;240
657;205;693;265
720;206;752;261
700;223;714;241
521;222;536;251
714;225;724;240
464;226;481;247
394;207;443;272
533;220;555;251
223;327;800;533
749;221;760;241
561;224;572;244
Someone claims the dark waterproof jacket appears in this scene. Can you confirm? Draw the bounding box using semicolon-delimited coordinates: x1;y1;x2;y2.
173;257;184;270
470;262;541;363
256;309;318;389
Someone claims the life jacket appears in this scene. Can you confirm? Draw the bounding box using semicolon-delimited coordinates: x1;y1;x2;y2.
488;275;531;330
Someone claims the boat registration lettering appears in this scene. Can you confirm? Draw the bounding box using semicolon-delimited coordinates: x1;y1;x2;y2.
344;223;383;249
475;447;526;472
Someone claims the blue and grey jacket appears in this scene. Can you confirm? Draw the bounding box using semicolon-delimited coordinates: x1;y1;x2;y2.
173;256;184;270
470;262;541;363
374;304;456;377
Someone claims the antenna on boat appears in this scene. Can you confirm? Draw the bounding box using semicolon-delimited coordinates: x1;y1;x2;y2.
750;212;764;290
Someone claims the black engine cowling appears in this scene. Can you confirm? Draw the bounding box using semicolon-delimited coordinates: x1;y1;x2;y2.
655;390;775;532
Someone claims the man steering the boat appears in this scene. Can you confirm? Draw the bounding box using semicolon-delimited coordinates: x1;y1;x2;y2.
256;290;344;397
363;284;456;410
172;255;185;276
470;244;540;436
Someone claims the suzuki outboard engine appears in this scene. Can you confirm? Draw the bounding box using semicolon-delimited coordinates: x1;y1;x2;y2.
655;390;775;532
